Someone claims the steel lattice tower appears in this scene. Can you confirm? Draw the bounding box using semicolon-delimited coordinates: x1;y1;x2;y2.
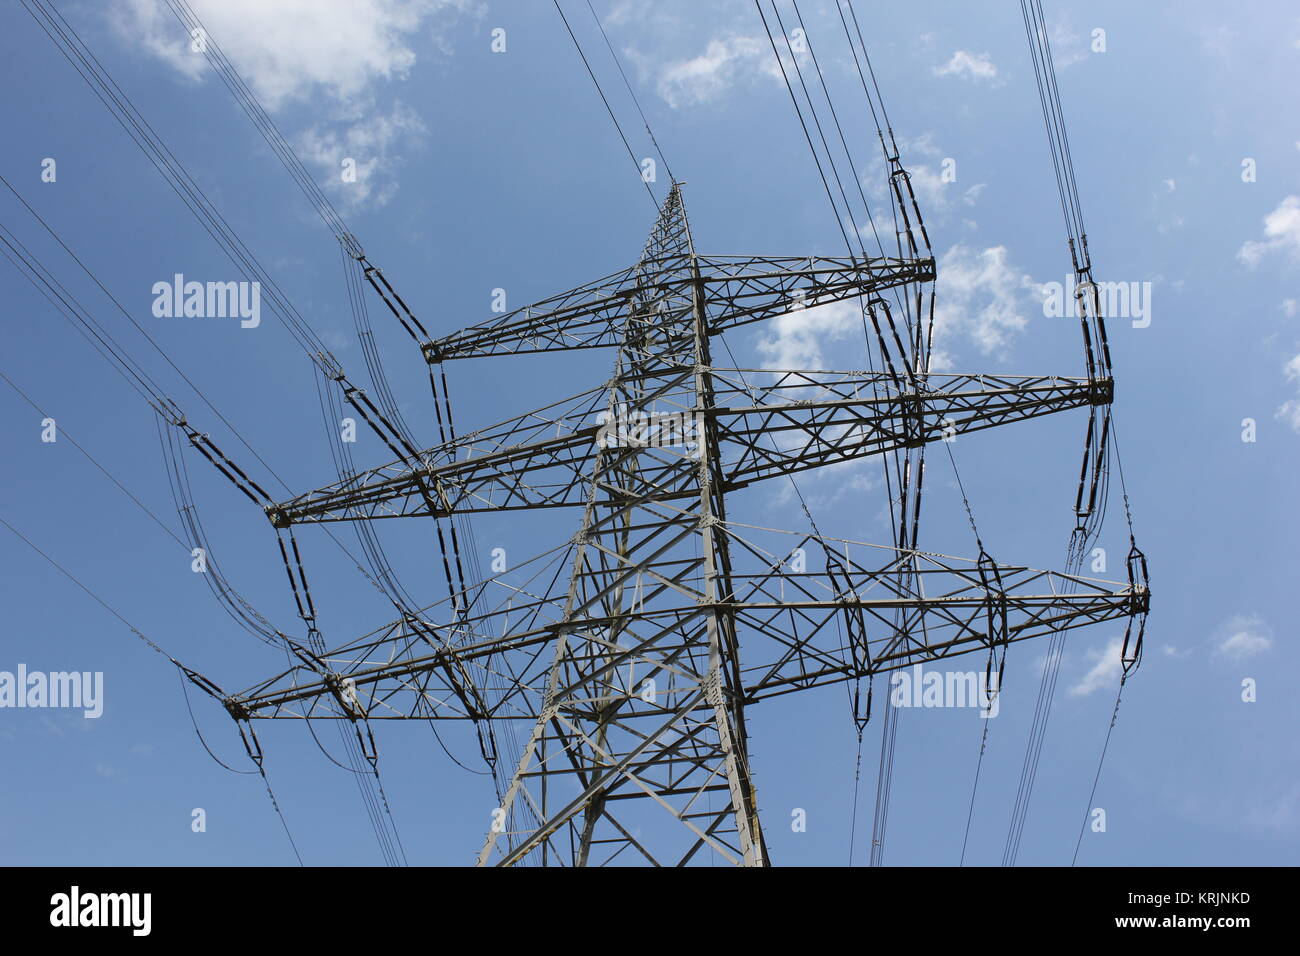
215;183;1148;866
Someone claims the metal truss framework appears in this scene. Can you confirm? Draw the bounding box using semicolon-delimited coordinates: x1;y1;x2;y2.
218;185;1147;867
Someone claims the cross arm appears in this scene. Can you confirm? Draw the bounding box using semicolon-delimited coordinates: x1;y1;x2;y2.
425;254;934;362
218;535;1147;720
266;369;1108;527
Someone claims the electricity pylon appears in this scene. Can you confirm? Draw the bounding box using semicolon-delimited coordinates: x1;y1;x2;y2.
215;184;1147;866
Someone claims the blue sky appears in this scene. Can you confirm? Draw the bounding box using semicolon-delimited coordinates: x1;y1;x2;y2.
1;0;1297;866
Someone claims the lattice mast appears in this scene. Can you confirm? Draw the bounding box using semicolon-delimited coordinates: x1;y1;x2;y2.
476;187;764;865
205;183;1147;867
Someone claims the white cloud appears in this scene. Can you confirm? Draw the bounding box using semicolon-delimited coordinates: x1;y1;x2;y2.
788;242;1033;372
1276;354;1300;432
753;246;1033;392
115;0;476;108
1069;637;1123;697
753;300;882;507
896;166;986;214
1238;196;1300;268
906;163;947;210
297;101;425;208
858;134;985;219
637;34;782;109
930;244;1038;368
905;132;943;158
113;0;477;206
1276;400;1300;432
1213;615;1273;660
933;50;998;82
756;299;859;370
1281;298;1297;317
1045;20;1088;69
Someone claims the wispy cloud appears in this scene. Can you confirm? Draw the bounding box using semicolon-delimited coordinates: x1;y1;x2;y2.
755;242;1036;377
1212;614;1274;660
1278;354;1300;432
631;34;784;109
859;133;986;221
756;299;859;370
1234;200;1300;428
1047;19;1090;70
902;164;986;214
933;50;998;82
114;0;479;207
930;244;1039;368
296;101;426;209
116;0;478;107
1238;196;1300;268
1068;637;1123;697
